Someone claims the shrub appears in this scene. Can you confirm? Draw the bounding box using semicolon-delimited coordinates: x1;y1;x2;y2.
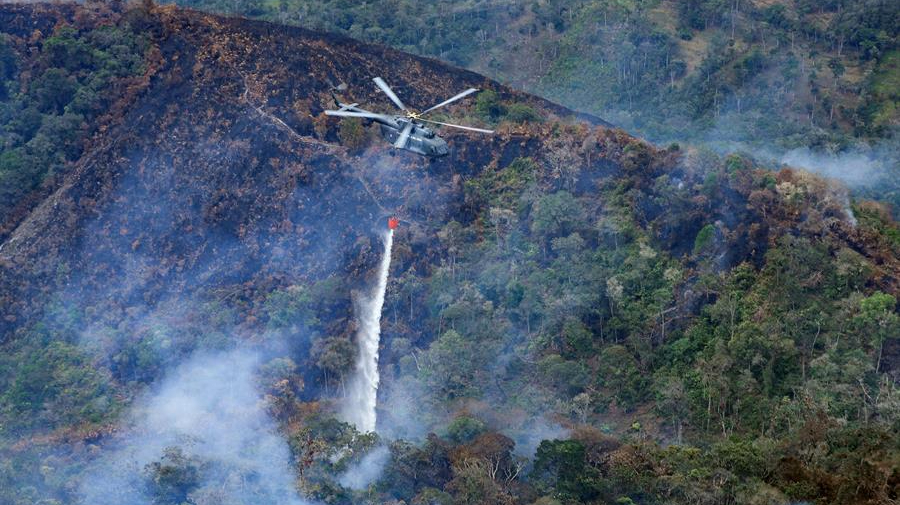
504;102;542;123
446;416;487;443
337;117;368;150
475;89;506;122
693;224;716;254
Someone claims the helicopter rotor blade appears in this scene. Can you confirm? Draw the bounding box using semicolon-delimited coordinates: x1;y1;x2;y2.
418;118;494;134
373;77;407;111
422;88;478;114
393;122;414;149
324;110;393;121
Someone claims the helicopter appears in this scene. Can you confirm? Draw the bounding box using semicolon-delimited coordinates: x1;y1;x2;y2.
325;77;493;157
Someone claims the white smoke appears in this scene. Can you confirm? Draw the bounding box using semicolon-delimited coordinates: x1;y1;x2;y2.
341;230;393;433
780;147;886;188
78;349;311;505
337;445;391;490
509;416;571;458
671;137;897;193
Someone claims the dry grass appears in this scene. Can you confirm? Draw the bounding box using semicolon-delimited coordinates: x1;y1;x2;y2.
647;1;678;34
678;31;713;76
750;0;790;9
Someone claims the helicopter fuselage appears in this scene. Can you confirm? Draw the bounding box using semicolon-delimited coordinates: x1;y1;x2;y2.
378;120;449;157
338;103;449;157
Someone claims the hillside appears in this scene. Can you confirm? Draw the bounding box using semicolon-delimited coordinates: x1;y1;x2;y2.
169;0;900;208
0;3;899;505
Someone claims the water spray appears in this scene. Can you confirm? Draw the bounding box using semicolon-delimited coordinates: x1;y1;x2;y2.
341;223;394;433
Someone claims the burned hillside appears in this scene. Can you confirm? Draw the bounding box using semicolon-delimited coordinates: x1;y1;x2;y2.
0;3;898;505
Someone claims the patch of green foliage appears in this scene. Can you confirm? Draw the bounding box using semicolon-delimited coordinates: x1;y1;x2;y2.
504;102;542;123
337;116;368;151
361;143;900;504
693;223;715;254
464;156;537;212
474;89;542;126
264;284;319;330
0;24;148;219
858;49;900;136
533;439;605;502
0;327;120;436
445;416;486;444
143;447;203;505
854;202;900;248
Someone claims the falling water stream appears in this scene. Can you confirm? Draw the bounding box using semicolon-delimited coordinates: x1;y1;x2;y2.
342;230;393;433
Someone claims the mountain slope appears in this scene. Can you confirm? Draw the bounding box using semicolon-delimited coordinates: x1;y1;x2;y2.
169;0;900;211
0;2;595;334
168;0;900;143
0;3;898;505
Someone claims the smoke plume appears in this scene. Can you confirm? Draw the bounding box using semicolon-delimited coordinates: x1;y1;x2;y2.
337;445;391;490
780;146;888;188
78;349;310;505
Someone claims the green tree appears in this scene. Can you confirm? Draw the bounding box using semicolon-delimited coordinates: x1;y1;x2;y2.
446;416;487;444
311;336;355;394
530;191;583;242
143;447;202;505
504;102;542;123
264;284;318;330
532;439;604;502
27;68;77;114
475;89;506;123
855;292;899;373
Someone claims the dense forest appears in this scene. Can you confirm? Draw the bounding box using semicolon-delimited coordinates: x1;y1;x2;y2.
0;16;148;234
0;2;898;505
166;0;900;207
